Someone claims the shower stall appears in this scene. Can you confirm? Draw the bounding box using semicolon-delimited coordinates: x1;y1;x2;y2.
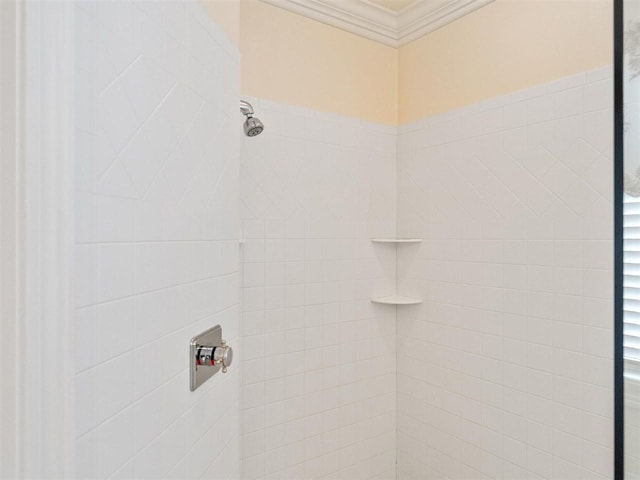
0;0;630;478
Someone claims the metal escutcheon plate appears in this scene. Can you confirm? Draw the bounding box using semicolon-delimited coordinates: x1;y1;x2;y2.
190;325;222;391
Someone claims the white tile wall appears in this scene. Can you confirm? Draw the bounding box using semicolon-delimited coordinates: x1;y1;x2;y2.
239;99;398;480
73;2;241;478
396;66;614;480
73;9;615;476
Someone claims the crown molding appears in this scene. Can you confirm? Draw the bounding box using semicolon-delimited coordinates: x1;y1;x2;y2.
260;0;398;46
259;0;494;47
397;0;494;45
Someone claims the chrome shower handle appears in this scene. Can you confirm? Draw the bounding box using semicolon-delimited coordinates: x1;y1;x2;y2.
196;340;233;373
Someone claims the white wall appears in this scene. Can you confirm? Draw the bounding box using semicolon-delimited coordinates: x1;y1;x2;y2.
0;1;20;477
73;1;241;478
627;381;640;480
395;66;614;479
239;99;398;480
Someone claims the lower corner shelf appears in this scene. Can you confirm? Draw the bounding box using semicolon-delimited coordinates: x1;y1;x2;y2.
371;295;423;305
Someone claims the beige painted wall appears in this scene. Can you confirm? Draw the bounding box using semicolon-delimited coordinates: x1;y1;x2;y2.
239;0;398;125
205;0;613;126
398;0;613;124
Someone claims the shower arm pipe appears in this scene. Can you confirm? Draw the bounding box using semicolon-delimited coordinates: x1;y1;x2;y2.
240;100;254;116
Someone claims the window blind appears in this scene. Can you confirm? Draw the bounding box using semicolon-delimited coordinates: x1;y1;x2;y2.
624;193;640;362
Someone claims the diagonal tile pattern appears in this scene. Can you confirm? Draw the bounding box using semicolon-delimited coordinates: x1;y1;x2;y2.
73;1;241;478
396;67;614;480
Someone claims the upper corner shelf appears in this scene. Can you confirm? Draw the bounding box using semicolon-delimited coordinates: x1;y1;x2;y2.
370;238;422;244
371;295;423;305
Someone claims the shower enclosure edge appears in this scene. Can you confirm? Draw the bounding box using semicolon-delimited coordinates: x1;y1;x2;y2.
614;0;624;478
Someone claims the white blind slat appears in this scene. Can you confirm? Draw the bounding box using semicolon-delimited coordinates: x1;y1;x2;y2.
624;194;640;361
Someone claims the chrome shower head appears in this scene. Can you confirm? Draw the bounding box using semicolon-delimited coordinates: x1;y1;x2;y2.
240;100;264;137
244;116;264;137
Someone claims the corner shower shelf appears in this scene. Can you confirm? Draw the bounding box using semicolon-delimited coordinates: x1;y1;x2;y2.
371;295;423;305
370;238;422;244
370;239;422;306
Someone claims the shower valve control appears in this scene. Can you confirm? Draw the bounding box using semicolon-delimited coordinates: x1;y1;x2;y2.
189;325;233;391
196;340;233;373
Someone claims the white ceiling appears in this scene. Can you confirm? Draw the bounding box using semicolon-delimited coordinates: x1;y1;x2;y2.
260;0;495;47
